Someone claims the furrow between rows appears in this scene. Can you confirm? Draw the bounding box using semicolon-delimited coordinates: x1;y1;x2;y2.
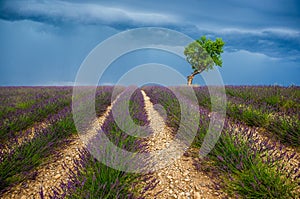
140;90;227;199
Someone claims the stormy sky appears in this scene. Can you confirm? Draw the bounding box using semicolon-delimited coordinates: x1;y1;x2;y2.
0;0;299;86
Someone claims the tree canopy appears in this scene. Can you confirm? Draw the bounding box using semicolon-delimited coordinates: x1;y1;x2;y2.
184;36;225;85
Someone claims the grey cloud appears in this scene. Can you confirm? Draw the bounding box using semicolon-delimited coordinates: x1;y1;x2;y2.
0;0;179;26
189;27;300;62
1;0;299;86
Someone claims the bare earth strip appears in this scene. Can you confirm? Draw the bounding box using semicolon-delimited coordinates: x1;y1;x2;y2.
140;91;227;199
0;96;120;199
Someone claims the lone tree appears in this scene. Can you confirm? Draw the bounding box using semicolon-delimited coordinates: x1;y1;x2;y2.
184;36;225;85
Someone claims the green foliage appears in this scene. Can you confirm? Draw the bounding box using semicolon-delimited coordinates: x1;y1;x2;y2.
228;103;270;127
0;116;75;191
264;95;281;106
267;115;300;147
15;100;35;109
0;97;71;141
211;132;299;199
227;160;298;199
67;157;138;199
66;156;138;199
282;99;297;111
184;36;225;73
226;102;300;147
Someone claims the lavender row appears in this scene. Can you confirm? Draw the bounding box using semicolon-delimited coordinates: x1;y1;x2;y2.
192;85;299;116
177;86;300;197
227;93;299;119
53;86;153;198
0;87;54;109
0;86;117;157
0;88;73;141
0;107;75;193
0;86;120;142
189;86;300;147
144;85;299;198
225;86;300;115
207;123;299;198
0;105;71;160
0;87;72;121
0;86;116;194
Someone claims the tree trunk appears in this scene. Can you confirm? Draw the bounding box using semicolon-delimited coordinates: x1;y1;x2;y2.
187;75;194;85
187;71;200;86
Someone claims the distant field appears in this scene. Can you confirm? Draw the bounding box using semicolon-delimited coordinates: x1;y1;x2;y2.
0;86;299;198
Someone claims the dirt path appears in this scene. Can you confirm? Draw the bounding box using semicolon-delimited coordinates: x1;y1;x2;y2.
0;97;119;199
140;91;227;199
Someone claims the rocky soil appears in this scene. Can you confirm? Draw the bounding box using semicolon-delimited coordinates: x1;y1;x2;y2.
140;91;227;199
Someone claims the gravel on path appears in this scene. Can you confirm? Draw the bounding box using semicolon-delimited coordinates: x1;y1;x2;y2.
140;90;227;199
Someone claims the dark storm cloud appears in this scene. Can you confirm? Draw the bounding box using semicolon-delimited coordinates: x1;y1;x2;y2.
199;29;300;62
1;0;299;29
1;0;299;57
0;0;180;27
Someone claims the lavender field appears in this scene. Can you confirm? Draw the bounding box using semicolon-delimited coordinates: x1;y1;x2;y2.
0;86;299;199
